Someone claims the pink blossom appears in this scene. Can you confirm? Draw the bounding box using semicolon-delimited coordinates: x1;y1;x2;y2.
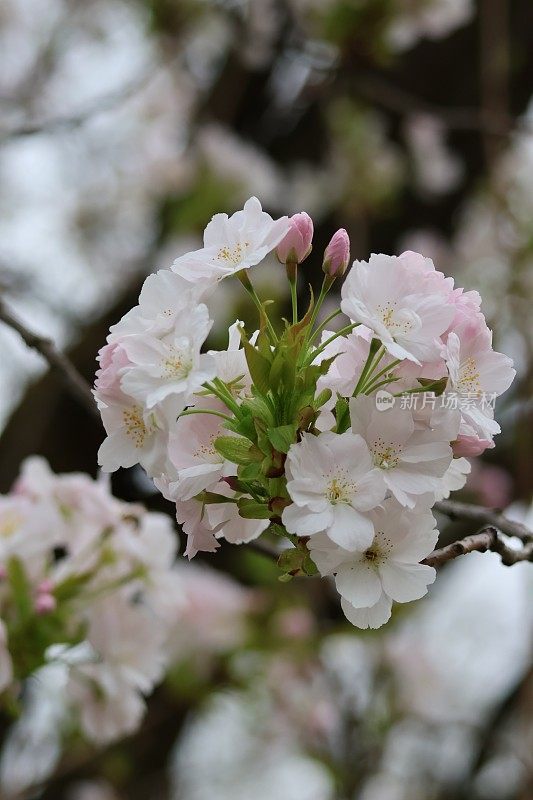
341;252;455;364
94;341;131;407
276;212;313;264
172;196;290;287
452;433;494;458
322;229;350;277
35;593;56;615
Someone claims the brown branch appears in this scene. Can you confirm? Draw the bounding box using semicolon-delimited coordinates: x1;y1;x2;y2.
0;296;98;419
434;499;533;544
354;74;532;140
0;66;153;142
423;527;533;568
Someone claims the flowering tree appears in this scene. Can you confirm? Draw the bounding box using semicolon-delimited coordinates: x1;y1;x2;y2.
89;196;526;631
0;189;531;800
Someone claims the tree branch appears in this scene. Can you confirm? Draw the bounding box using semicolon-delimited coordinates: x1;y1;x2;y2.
0;66;153;142
423;527;533;568
354;74;532;139
0;296;98;419
434;499;533;544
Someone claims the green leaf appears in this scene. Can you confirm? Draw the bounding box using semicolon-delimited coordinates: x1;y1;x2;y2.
302;553;318;576
214;435;256;465
418;376;448;396
202;492;236;504
241;395;275;426
238;462;262;482
277;547;304;573
335;395;351;433
268;522;289;538
237;499;272;519
267;423;298;454
315;387;333;408
240;328;272;395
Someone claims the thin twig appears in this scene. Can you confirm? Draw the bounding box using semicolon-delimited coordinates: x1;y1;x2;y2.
434;499;533;544
355;74;532;139
0;65;154;142
0;296;98;418
423;527;533;568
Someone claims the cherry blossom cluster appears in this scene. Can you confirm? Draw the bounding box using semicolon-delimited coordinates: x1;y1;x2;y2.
0;457;182;742
94;197;515;629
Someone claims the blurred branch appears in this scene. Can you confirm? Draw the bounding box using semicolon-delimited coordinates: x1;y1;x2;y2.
0;66;154;143
423;526;533;568
434;499;533;544
355;74;531;139
0;295;98;419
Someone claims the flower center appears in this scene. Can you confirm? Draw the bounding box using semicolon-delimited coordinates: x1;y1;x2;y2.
364;531;393;566
376;302;414;335
326;472;356;504
372;438;401;470
194;440;219;462
458;356;482;395
217;242;247;265
161;346;193;380
122;406;154;449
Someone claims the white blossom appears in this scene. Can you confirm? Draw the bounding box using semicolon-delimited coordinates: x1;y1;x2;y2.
172;196;290;287
283;431;386;550
309;499;438;629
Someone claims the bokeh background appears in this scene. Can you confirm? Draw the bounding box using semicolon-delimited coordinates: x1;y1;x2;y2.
0;1;532;799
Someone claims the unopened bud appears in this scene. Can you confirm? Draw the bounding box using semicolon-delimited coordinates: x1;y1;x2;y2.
322;229;350;278
276;212;314;266
35;593;56;615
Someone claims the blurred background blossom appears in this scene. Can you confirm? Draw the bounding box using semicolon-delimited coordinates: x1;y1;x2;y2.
0;0;532;798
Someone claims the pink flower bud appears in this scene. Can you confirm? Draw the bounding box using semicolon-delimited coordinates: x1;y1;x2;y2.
37;579;54;595
276;212;314;265
35;593;56;615
322;229;350;277
94;340;131;406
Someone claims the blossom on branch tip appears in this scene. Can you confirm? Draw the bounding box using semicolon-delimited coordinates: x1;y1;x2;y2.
322;229;350;277
341;251;455;364
276;212;314;265
309;500;438;629
172;197;290;288
282;431;386;550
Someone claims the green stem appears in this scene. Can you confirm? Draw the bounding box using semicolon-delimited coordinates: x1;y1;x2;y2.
308;309;342;345
352;343;385;396
290;280;298;325
361;358;402;394
179;408;235;424
307;276;333;335
364;376;401;394
302;323;359;367
237;271;278;342
204;380;241;417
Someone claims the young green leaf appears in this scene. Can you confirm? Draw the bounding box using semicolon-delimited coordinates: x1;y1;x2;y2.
213;435;257;465
237;499;272;519
267;423;298;454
